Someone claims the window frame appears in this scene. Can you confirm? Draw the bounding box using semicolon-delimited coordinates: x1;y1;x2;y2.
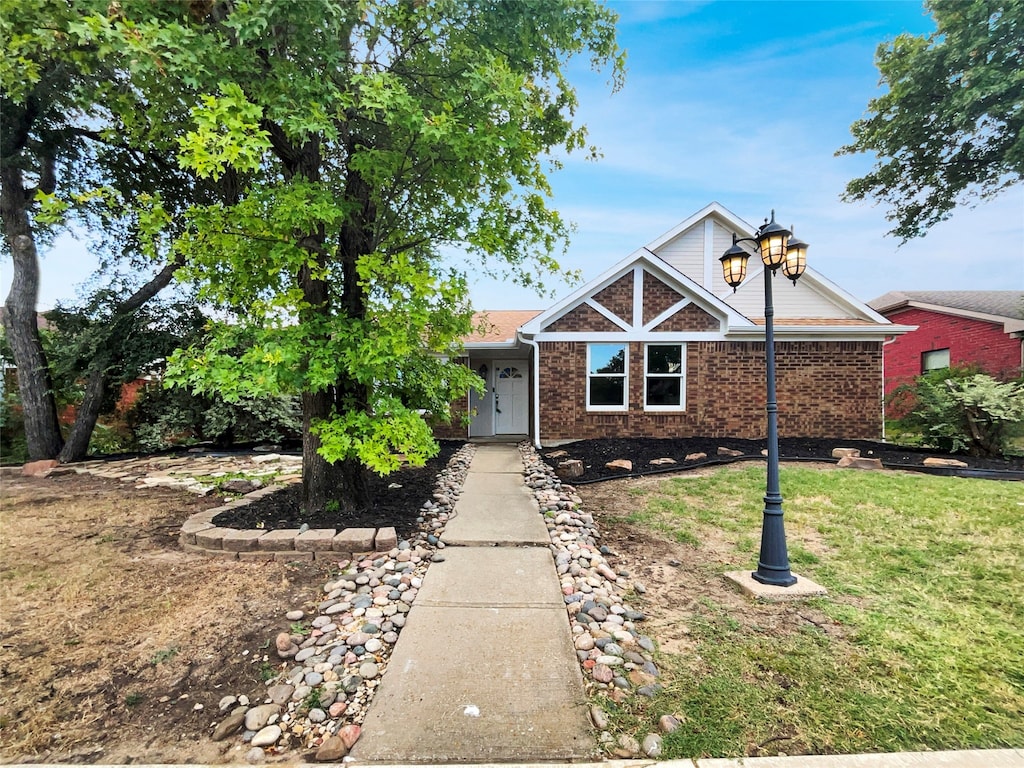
586;343;629;411
921;348;950;373
644;342;686;411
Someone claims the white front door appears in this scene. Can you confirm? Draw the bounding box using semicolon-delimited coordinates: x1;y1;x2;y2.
494;360;528;434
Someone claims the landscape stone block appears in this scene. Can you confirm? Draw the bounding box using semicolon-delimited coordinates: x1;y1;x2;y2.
195;526;235;549
222;529;267;552
295;529;336;552
375;527;398;552
237;551;277;562
333;528;376;553
180;520;215;545
257;529;300;551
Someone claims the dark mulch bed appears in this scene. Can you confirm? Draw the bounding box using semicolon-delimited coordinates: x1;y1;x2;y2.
541;436;1024;483
212;440;464;536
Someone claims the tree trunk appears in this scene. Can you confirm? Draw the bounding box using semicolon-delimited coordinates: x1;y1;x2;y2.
56;257;182;463
301;388;369;514
1;164;64;460
57;359;107;463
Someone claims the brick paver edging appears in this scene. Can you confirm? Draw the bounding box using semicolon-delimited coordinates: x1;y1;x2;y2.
179;483;398;561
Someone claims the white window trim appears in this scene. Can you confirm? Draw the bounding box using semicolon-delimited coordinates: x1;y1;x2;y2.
587;343;628;412
644;342;687;411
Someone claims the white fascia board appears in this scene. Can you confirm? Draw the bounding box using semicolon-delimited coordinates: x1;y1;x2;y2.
726;323;918;341
533;331;729;342
646;201;757;251
463;341;521;351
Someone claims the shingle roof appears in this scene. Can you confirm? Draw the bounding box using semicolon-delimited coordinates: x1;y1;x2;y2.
868;291;1024;320
464;310;542;343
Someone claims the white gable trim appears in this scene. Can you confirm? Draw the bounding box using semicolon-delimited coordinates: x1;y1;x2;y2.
521;249;752;336
646;201;757;251
584;297;632;331
642;298;692;332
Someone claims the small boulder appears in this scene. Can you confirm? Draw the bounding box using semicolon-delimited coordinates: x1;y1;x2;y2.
315;735;348;762
836;456;883;471
642;733;663;758
717;447;744;457
22;459;59;477
684;452;707;462
649;457;677;466
832;447;861;459
545;450;569;459
605;459;632;472
923;457;969;468
338;724;362;750
556;459;584;479
211;709;247;741
222;478;263;494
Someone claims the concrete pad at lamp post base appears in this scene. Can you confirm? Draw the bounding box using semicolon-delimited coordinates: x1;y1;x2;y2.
724;571;827;601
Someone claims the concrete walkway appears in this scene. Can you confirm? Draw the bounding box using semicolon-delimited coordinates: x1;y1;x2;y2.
349;444;596;763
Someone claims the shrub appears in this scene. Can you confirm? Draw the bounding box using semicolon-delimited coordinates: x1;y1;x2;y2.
888;367;1024;456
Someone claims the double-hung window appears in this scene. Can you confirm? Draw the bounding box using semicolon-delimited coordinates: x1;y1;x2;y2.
645;343;685;410
587;343;627;410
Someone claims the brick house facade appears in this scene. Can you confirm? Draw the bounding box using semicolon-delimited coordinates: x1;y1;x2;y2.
868;292;1024;397
441;203;911;446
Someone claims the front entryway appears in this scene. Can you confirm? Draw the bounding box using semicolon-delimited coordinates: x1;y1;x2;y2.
493;360;528;434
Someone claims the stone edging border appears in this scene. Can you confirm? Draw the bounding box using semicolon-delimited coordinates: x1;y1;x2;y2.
179;484;400;562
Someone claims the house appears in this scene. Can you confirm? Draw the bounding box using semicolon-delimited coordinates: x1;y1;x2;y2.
867;291;1024;397
435;202;914;447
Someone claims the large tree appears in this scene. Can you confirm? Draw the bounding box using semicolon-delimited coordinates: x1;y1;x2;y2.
1;0;217;461
96;0;623;514
839;0;1023;240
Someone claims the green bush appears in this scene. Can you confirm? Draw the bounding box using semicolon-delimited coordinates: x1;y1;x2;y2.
126;384;301;451
888;367;1024;457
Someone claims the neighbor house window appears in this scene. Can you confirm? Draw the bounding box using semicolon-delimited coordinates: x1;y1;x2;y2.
921;348;950;373
588;343;627;410
645;343;685;410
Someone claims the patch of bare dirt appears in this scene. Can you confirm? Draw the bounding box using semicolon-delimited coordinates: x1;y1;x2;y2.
0;470;335;764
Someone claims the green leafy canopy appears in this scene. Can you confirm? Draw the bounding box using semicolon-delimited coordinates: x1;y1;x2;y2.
839;0;1023;240
96;0;624;482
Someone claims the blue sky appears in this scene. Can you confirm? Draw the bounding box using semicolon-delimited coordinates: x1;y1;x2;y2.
4;0;1023;312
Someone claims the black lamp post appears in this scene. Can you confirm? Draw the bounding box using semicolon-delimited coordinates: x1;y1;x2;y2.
720;211;809;587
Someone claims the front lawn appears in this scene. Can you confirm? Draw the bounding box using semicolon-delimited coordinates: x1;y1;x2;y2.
586;465;1024;758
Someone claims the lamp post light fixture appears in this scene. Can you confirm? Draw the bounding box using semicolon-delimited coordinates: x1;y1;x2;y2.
720;211;809;587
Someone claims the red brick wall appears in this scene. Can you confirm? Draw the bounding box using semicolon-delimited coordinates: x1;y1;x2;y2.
881;308;1023;396
544;303;621;333
592;272;633;325
653;303;720;332
538;340;882;441
643;275;684;325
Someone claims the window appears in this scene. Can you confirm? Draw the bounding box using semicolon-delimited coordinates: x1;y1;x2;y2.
645;343;685;410
588;343;627;409
921;348;950;373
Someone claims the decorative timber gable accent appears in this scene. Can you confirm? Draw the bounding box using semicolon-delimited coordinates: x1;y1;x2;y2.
530;253;740;340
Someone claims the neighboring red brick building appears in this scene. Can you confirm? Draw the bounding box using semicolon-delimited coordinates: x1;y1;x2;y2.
868;291;1024;397
438;203;912;446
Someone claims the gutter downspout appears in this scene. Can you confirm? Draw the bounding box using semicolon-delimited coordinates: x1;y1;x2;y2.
518;332;542;449
881;335;898;442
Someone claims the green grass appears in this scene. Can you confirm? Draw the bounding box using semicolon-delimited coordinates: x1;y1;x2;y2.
612;465;1024;758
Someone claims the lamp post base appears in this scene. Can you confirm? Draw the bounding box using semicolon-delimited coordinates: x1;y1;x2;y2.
724;571;827;602
752;569;797;587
